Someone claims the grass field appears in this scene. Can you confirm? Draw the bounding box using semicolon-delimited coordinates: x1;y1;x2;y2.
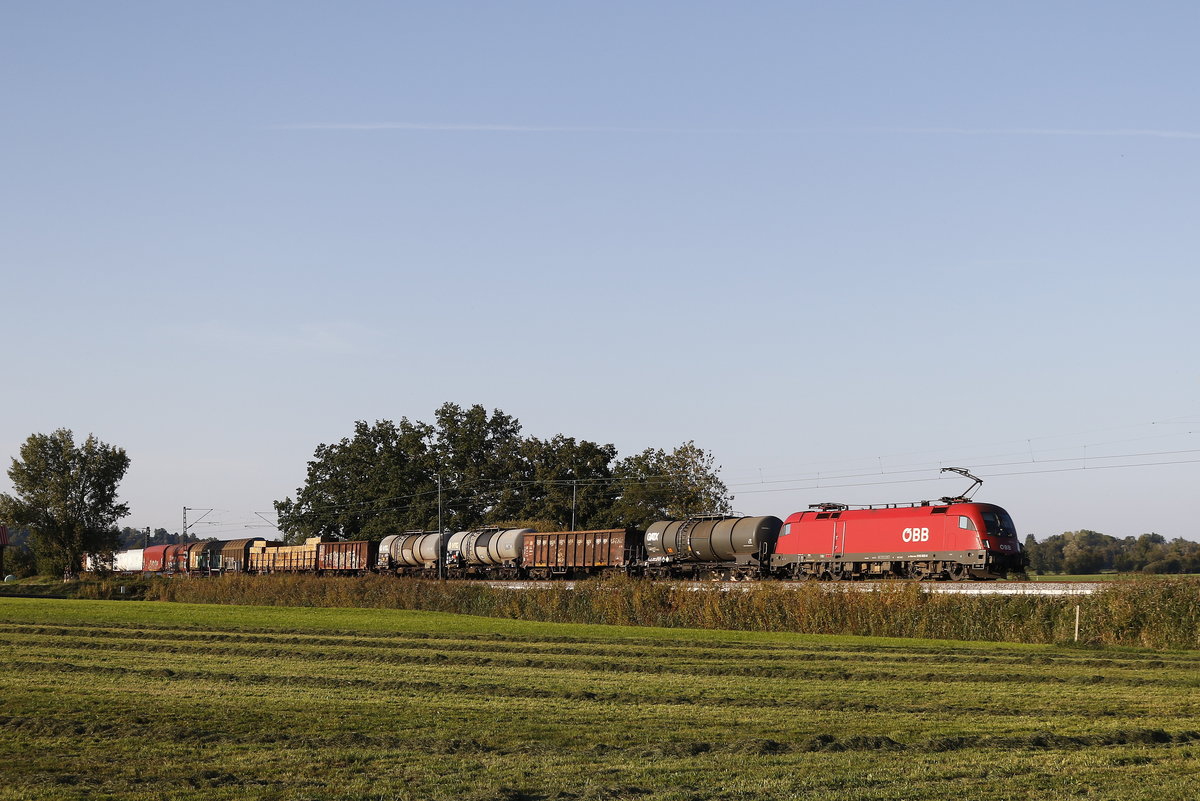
3;598;1200;800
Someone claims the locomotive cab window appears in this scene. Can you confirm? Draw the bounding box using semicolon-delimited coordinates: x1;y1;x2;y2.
982;510;1017;538
958;516;977;531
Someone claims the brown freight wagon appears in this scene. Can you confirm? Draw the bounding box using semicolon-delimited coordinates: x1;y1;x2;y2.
249;537;322;574
221;538;275;573
189;540;224;574
521;528;645;579
317;540;378;574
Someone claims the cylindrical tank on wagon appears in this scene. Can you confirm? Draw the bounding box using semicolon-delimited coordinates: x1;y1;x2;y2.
646;516;782;562
449;528;532;565
382;532;444;567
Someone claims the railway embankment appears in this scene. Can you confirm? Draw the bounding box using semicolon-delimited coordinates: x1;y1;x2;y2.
118;573;1200;650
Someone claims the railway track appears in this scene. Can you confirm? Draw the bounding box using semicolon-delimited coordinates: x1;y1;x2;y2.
484;580;1102;595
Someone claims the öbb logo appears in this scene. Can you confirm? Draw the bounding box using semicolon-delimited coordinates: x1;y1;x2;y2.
902;527;930;542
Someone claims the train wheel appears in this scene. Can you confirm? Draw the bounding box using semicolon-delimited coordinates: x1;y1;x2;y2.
949;565;970;582
910;565;927;581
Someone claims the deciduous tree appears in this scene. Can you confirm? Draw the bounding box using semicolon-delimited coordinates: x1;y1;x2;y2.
611;441;733;527
0;429;130;577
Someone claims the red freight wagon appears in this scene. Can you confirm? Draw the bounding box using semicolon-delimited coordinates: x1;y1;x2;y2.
771;502;1024;581
521;529;644;579
142;545;171;572
164;543;191;573
317;540;378;574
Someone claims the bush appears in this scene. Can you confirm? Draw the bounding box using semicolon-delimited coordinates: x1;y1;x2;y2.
139;574;1200;650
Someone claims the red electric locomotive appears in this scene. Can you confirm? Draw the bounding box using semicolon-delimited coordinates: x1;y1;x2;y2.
770;470;1025;581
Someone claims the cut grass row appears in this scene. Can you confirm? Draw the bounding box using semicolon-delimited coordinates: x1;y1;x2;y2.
3;598;1200;800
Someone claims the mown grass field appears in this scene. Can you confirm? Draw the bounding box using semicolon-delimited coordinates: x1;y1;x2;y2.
3;598;1200;801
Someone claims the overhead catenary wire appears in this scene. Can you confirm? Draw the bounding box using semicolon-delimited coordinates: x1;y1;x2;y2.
200;411;1200;531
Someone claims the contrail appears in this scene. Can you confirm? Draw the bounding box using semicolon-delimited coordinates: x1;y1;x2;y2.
275;122;1200;139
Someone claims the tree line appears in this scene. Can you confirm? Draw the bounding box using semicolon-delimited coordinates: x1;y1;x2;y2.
273;402;733;543
0;405;735;573
6;413;1199;577
1023;530;1200;575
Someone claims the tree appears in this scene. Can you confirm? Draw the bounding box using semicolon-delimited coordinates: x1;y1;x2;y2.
611;441;733;527
274;417;438;542
0;430;130;577
275;406;735;541
513;435;619;529
275;403;535;541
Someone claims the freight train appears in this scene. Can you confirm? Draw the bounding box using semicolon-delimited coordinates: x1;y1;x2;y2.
88;473;1027;581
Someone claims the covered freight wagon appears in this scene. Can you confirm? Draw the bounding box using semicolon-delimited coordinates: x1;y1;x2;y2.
164;543;191;573
221;538;274;573
142;545;171;572
189;540;224;574
84;549;144;572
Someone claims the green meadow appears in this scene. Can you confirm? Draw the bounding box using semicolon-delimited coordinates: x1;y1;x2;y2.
2;598;1199;800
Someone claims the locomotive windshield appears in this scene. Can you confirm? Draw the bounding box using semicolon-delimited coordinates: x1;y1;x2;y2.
981;509;1017;539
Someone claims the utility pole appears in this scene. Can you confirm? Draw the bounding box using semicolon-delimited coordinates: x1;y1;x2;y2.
437;473;445;581
183;507;213;542
571;480;577;531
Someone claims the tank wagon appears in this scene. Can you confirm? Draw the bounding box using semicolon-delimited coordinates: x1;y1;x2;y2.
645;516;783;579
446;528;533;578
377;531;445;575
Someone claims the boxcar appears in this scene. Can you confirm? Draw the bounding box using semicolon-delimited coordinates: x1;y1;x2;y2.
142;545;171;572
164;543;191;573
190;540;225;574
221;538;273;573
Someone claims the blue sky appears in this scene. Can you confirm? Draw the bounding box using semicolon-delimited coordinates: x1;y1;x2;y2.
3;2;1198;542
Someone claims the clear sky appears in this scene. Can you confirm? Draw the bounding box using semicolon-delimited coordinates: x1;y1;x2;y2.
3;1;1197;543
